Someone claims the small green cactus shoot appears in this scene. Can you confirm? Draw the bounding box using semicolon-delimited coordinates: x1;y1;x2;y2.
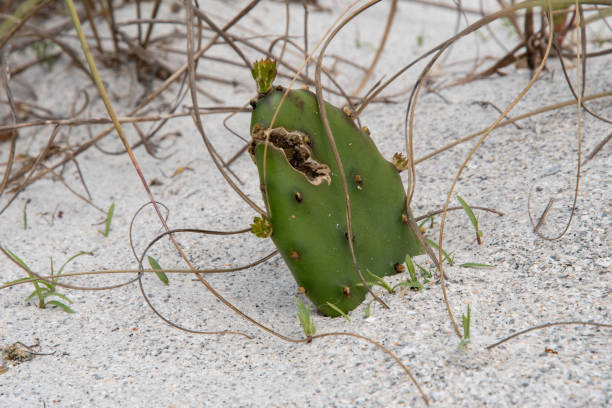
251;58;277;94
250;216;272;238
392;152;409;172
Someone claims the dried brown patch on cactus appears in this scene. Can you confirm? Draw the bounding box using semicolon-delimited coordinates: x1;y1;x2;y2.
250;126;331;186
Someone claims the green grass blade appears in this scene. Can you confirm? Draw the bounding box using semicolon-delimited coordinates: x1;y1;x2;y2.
24;290;39;303
42;291;73;304
38;280;55;291
415;262;432;279
23;199;30;229
456;195;478;230
5;248;31;271
459;263;495;269
326;302;350;321
405;255;417;281
57;251;93;276
364;301;372;318
4;277;34;285
45;300;74;314
24;285;46;308
99;203;115;237
418;216;434;228
364;269;393;293
457;195;483;244
464;304;471;339
424;238;454;266
457;304;471;350
5;248;47;306
147;256;169;285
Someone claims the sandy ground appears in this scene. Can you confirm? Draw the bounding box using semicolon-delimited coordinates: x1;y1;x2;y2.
0;1;610;407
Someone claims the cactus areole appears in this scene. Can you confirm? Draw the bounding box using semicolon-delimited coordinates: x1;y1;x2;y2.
249;87;423;317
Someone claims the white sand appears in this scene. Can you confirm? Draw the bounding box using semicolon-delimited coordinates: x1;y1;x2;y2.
1;1;610;406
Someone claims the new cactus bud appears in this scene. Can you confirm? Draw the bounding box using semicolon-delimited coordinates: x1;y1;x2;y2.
392;152;410;172
252;59;277;94
250;216;272;238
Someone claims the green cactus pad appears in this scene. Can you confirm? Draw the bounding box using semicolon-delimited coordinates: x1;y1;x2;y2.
250;88;423;316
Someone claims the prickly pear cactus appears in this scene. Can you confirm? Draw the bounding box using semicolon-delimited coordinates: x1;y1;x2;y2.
249;77;423;317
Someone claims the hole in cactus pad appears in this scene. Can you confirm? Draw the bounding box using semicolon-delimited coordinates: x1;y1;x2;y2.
250;126;331;186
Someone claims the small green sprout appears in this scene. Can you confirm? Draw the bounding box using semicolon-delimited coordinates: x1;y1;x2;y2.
295;297;316;337
326;302;350;321
147;256;169;285
252;58;276;94
250;216;272;238
393;255;423;291
30;40;55;70
457;195;483;245
98;203;115;237
361;261;431;294
4;249;92;313
405;255;422;288
364;301;373;318
457;304;471;350
393;256;433;291
416;34;424;47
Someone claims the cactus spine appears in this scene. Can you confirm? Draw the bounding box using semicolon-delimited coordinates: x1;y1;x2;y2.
250;84;423;317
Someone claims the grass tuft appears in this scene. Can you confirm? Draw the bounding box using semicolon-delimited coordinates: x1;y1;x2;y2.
4;249;92;313
295;297;316;337
457;304;471;350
